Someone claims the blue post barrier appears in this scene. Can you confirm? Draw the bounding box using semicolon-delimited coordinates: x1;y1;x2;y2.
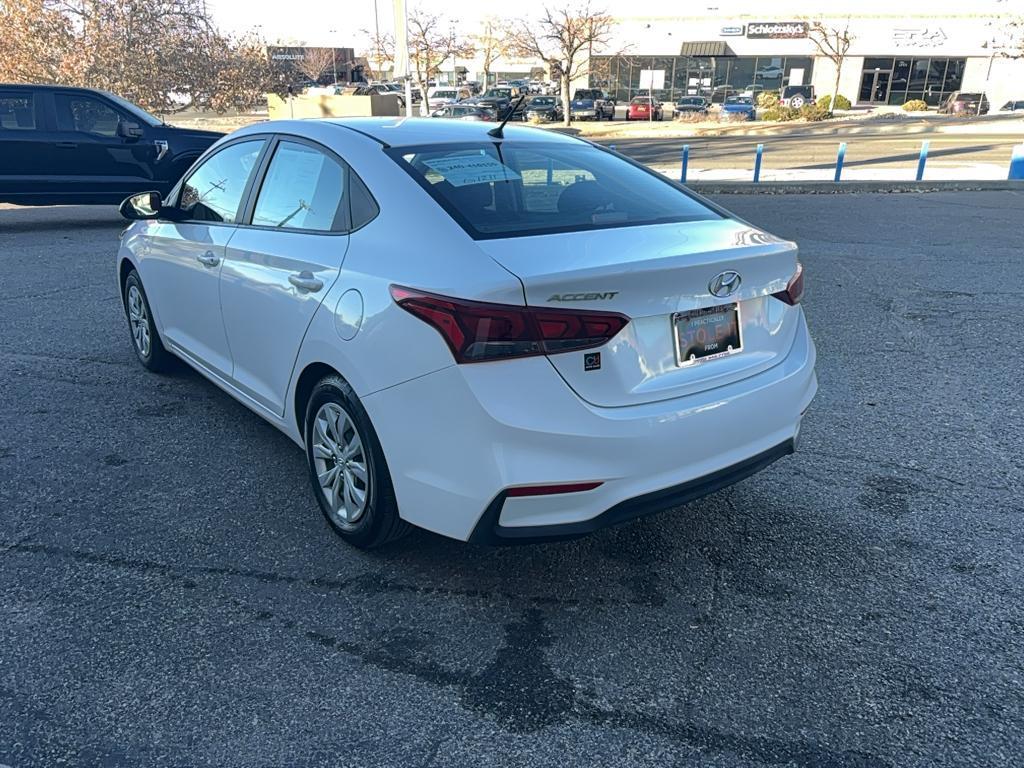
680;144;690;184
916;140;929;181
546;158;553;184
609;144;616;151
1009;144;1024;180
834;142;847;182
753;143;763;183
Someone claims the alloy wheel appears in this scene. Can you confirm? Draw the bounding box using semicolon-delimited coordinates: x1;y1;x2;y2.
311;401;370;529
127;284;151;358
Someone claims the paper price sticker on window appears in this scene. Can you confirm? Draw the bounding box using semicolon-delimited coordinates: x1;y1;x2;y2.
423;155;521;187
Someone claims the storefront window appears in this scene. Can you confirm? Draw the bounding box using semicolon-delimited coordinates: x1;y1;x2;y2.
729;58;757;93
944;59;964;92
755;57;785;91
889;59;911;105
783;57;813;87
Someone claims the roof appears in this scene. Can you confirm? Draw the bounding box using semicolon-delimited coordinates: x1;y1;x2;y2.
322;117;582;148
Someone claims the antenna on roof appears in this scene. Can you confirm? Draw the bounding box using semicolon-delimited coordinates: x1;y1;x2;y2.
488;94;527;139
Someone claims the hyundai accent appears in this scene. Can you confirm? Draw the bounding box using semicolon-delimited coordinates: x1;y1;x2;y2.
116;117;816;549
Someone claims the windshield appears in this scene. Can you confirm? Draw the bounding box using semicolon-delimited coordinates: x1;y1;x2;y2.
725;97;752;105
485;89;511;98
102;91;162;126
432;90;457;98
389;141;718;240
530;98;555;106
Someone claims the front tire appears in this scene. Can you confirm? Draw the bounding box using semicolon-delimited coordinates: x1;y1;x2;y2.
123;269;174;373
304;376;410;549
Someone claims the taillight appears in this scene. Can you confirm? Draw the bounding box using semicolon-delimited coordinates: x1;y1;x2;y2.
390;285;629;364
771;262;804;306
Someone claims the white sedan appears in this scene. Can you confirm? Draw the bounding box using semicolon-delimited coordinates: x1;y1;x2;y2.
117;117;816;548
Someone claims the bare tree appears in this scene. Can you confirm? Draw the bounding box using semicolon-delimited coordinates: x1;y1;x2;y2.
1;0;277;113
407;10;474;114
360;29;395;81
475;16;513;89
808;21;853;114
512;4;615;126
295;47;336;85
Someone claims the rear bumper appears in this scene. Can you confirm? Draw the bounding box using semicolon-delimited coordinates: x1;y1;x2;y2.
468;438;795;544
364;312;817;542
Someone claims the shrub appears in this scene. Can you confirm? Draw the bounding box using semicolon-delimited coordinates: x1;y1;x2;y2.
760;106;799;122
902;99;928;111
756;91;780;110
674;111;707;123
817;94;852;111
800;103;831;121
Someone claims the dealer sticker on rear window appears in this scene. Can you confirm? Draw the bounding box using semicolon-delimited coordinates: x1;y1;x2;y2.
423;155;521;187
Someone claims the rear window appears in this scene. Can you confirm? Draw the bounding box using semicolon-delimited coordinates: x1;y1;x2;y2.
389;141;719;240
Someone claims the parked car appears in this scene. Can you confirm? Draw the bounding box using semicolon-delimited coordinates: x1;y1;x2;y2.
116;117;816;549
779;85;815;109
467;88;526;120
350;84;405;108
430;104;496;121
0;84;221;206
999;100;1024;112
524;96;562;122
673;96;709;117
426;87;464;111
625;96;663;121
570;88;615;120
719;95;757;121
938;92;990;115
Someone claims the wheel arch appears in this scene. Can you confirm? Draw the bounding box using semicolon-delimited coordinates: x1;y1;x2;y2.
118;256;137;310
293;361;347;439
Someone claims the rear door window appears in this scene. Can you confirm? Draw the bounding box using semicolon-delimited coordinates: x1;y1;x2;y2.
390;141;718;240
251;140;348;232
0;93;37;130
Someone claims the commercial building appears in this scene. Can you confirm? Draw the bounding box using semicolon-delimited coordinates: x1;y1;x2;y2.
266;46;364;85
587;11;1024;108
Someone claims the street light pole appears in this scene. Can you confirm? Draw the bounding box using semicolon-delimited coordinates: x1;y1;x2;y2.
329;28;338;85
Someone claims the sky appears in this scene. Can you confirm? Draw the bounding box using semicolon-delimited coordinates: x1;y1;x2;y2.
207;0;1020;48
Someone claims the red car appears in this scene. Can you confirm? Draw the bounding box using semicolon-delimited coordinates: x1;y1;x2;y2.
625;96;664;121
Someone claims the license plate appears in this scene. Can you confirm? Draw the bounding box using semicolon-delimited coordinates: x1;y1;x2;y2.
673;303;742;366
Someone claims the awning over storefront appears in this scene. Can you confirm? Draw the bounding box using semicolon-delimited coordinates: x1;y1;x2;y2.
678;41;735;57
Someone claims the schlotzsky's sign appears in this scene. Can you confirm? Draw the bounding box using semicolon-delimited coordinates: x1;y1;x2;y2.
746;22;808;39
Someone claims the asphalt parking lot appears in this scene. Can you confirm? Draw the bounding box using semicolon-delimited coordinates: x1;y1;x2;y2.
1;191;1022;767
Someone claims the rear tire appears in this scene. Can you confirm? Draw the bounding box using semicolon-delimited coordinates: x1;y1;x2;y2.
123;270;174;373
304;375;410;549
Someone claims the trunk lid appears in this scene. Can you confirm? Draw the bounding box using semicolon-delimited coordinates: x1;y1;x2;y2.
476;218;802;408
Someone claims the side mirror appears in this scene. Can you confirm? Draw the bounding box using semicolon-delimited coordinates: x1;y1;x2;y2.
119;190;163;220
118;120;143;139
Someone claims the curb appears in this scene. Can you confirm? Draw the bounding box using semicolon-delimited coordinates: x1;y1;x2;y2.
686;180;1024;194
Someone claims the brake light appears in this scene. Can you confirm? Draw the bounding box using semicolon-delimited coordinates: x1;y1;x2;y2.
771;262;804;306
390;285;629;363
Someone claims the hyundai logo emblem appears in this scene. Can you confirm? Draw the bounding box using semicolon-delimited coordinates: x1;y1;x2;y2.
709;270;742;298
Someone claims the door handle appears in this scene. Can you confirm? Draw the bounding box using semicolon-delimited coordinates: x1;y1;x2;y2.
55;141;78;148
288;271;323;292
196;251;220;267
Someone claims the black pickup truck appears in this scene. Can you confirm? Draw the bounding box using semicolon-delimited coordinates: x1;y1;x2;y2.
0;84;222;205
